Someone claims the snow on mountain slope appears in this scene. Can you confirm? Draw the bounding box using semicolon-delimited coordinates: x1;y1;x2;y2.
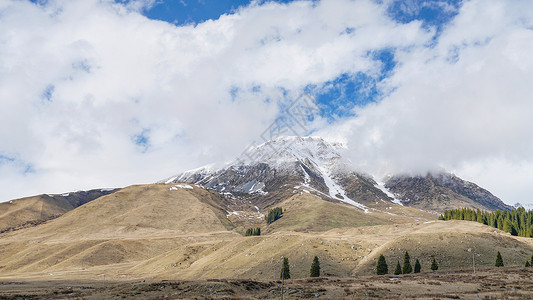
162;136;511;213
163;136;375;211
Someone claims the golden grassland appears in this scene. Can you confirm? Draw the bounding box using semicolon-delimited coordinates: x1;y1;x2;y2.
1;184;533;299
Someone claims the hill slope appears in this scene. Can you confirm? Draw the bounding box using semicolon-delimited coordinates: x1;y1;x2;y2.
0;188;119;233
0;183;530;282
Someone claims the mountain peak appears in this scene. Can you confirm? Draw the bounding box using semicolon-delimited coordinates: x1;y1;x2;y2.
236;135;344;167
161;136;511;214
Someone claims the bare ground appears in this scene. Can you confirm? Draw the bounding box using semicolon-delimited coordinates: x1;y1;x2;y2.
1;267;532;299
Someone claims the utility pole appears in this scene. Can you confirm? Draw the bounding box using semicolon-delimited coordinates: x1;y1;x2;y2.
468;248;476;274
281;266;284;300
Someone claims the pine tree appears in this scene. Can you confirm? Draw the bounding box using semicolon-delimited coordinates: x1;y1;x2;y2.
526;261;531;267
431;257;438;271
376;255;388;275
266;207;283;224
402;251;412;274
530;254;533;267
394;261;402;275
495;251;504;267
245;228;261;236
414;259;421;273
281;257;290;279
497;216;504;230
503;219;512;233
310;256;320;277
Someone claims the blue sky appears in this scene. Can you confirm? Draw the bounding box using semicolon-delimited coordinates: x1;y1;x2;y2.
2;0;533;206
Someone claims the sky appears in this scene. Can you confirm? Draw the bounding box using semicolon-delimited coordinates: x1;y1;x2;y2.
1;0;533;206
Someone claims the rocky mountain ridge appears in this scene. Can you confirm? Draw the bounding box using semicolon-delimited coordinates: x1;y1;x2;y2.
164;136;511;213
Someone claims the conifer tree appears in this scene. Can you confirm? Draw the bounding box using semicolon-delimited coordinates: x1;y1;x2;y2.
431;257;438;271
414;259;421;273
439;208;533;239
245;228;261;236
310;256;320;277
281;257;291;279
376;254;388;275
402;251;412;274
526;261;531;267
266;207;283;224
503;219;512;233
394;261;402;275
495;251;504;267
530;254;533;267
497;216;504;230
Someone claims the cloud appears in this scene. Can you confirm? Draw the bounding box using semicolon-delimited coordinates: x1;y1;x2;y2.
1;0;532;206
0;0;429;201
321;0;533;204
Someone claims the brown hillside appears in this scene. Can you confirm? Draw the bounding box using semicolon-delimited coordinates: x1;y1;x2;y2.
0;184;531;284
0;188;118;233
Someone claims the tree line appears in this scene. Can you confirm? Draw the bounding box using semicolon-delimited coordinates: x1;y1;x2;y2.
438;207;533;237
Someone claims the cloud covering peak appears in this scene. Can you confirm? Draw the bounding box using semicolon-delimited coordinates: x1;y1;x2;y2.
1;0;533;205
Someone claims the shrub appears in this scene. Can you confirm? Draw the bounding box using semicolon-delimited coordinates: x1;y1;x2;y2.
431;257;438;271
495;251;504;267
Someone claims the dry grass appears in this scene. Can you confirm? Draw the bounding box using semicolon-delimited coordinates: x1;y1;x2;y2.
0;183;532;292
1;267;533;299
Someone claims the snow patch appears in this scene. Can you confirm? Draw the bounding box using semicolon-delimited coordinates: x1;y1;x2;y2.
169;184;193;191
100;188;115;192
226;211;240;217
60;193;70;197
254;206;265;218
375;180;403;206
164;176;178;184
315;162;369;213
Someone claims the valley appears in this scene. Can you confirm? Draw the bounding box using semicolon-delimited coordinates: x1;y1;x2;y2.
0;137;532;298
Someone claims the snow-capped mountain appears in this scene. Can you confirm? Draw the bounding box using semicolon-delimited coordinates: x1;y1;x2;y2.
514;202;533;211
163;136;386;210
163;136;511;213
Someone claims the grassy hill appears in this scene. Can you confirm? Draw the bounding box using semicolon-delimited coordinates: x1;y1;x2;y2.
0;189;118;233
0;183;532;284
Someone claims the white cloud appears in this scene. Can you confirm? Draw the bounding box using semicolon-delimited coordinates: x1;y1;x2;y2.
0;0;429;201
322;0;533;205
1;0;532;207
